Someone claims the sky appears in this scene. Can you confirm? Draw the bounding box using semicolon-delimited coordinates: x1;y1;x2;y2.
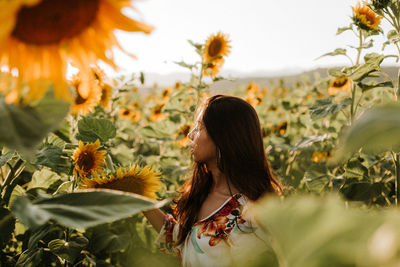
105;0;397;77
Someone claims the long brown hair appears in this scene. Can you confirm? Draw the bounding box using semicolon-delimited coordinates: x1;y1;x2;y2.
173;95;281;244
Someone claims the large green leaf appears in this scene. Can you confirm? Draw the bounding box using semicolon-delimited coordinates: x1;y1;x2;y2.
334;102;400;160
309;98;351;120
11;189;167;229
0;92;69;156
246;195;400;267
76;116;116;143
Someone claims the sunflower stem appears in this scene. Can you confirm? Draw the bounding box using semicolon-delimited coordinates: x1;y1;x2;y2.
350;82;357;125
355;29;363;65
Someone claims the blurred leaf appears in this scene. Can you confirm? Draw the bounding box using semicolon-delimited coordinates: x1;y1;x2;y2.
11;189;167;229
316;48;347;60
309;98;351;120
76;116;116;143
48;236;88;263
0;93;69;157
336;25;352;35
174;61;197;70
35;145;69;172
0;151;13;167
141;125;171;140
294;134;330;149
251;195;400;267
90;230;131;253
335;102;400;160
340;182;383;202
139;72;145;85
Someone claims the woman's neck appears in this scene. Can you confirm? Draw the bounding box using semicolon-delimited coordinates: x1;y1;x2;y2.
206;161;239;196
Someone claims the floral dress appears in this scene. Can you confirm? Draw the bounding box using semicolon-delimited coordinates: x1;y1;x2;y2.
155;193;273;267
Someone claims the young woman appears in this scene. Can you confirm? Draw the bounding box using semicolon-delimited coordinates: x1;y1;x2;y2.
144;94;281;266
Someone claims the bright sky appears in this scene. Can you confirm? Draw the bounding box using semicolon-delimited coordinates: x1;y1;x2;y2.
107;0;397;76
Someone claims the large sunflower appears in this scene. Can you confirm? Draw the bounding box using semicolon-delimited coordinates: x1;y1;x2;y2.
0;0;153;104
328;77;352;96
69;73;102;116
72;139;106;178
352;2;382;30
202;32;231;63
80;165;162;199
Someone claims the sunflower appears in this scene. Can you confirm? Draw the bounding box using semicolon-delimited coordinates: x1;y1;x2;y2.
202;57;225;77
328;77;352;96
246;82;260;96
119;107;133;120
174;124;191;147
80;164;162;199
99;83;112;109
0;0;153;104
73;139;106;178
149;103;168;122
352;2;382;30
69;73;101;116
312;151;332;163
202;32;231;63
161;87;173;100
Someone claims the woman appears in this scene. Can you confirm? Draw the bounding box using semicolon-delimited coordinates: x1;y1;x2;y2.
144;94;281;266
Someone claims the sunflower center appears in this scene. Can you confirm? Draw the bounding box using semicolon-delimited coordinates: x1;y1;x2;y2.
96;175;145;195
12;0;99;45
123;110;131;116
75;92;88;105
208;40;222;58
333;77;348;87
77;152;95;172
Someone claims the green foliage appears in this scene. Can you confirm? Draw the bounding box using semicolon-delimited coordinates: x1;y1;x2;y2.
10;190;167;229
0;92;69;157
335;102;400;160
76;116;116;143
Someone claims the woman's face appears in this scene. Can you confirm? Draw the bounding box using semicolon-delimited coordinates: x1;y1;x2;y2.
188;112;217;164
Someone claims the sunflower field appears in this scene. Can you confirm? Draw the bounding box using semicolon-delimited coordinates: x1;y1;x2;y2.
3;0;400;266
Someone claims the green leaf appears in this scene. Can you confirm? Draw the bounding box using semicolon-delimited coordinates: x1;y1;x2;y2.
0;93;69;157
35;145;69;173
358;80;393;92
11;189;167;229
0;151;13;167
48;236;89;263
90;230;131;253
141;125;171;140
76;116;116;143
349;53;384;81
344;158;369;180
27;169;61;191
139;72;145;85
294;134;330;149
327;68;345;78
336;25;352;35
316;48;347;60
16;248;44;267
309;98;352;120
173;61;197;70
335;102;400;160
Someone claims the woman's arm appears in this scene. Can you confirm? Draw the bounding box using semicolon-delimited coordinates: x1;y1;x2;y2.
143;208;166;233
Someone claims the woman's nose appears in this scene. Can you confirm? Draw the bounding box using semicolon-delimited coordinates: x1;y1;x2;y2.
187;128;194;140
